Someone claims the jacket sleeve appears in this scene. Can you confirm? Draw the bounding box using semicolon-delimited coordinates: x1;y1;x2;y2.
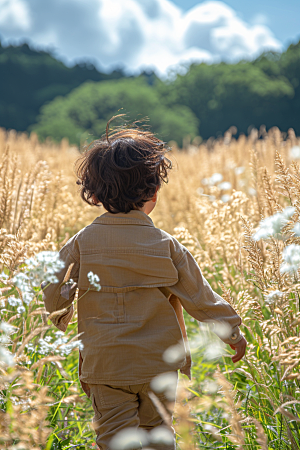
42;236;80;332
168;238;242;345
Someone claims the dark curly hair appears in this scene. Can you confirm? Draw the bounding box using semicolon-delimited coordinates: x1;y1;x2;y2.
75;116;172;213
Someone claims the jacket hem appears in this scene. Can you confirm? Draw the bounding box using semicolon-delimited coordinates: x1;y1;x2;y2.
79;374;177;385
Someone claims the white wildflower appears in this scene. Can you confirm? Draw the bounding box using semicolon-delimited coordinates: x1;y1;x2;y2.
87;271;101;291
12;272;34;305
59;340;84;356
293;223;300;236
282;207;296;220
22;292;35;305
235;167;245;175
0;345;15;366
12;251;64;306
290;146;300;160
0;331;10;344
210;173;223;185
253;207;295;241
248;188;257;196
17;305;26;314
280;244;300;274
7;296;22;307
37;333;83;356
0;272;9;281
221;194;231;203
13;272;31;292
0;322;17;335
265;290;284;304
25;343;35;353
218;182;232;191
55;331;65;338
0;321;16;366
26;251;65;285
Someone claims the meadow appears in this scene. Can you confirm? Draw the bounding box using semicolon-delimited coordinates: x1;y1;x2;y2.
1;125;300;449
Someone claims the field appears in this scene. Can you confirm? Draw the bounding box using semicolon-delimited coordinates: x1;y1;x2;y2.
1;126;300;449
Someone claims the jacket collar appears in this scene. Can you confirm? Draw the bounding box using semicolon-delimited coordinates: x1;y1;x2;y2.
93;209;155;227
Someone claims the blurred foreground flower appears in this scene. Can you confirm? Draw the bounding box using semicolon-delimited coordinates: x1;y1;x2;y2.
0;321;16;366
210;173;223;184
163;341;185;365
221;194;231;203
280;244;300;274
218;182;232;191
253;207;295;241
235;166;245;175
290;145;300;160
248;187;257;196
148;427;174;445
293;223;300;236
109;427;148;450
109;426;173;450
203;341;226;360
150;372;178;401
202;173;223;185
202;379;219;394
188;323;226;361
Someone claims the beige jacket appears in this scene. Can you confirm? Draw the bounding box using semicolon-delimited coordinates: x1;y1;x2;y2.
42;210;242;385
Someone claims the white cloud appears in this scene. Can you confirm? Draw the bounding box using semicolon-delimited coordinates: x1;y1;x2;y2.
0;0;31;31
0;0;281;75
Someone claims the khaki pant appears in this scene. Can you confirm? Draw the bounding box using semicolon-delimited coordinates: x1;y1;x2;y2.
86;377;177;450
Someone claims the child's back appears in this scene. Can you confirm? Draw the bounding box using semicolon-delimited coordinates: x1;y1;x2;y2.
42;118;246;450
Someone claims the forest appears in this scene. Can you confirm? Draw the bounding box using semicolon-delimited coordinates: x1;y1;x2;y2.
1;39;300;145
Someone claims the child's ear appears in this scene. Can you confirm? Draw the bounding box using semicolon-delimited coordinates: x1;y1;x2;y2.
152;186;159;202
92;194;99;205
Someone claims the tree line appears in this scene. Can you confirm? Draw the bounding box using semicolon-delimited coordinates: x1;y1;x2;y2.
1;39;299;146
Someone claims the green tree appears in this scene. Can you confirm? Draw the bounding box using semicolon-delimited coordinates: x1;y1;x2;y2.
32;78;199;146
0;41;124;132
254;42;300;132
156;61;294;139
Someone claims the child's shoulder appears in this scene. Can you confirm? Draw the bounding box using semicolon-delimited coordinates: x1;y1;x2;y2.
155;226;187;261
60;223;91;253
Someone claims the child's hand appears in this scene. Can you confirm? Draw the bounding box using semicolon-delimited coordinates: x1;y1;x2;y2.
229;335;247;363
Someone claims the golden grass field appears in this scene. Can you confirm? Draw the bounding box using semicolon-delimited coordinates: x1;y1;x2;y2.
1;125;300;449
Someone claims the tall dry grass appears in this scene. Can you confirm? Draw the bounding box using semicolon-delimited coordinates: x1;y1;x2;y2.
1;126;300;449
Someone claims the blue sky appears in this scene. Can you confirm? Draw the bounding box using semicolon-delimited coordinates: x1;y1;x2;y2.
0;0;299;76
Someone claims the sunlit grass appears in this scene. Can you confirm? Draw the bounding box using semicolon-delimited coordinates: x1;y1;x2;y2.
1;128;300;449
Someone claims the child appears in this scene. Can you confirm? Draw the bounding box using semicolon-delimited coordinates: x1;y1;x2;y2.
42;117;246;450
